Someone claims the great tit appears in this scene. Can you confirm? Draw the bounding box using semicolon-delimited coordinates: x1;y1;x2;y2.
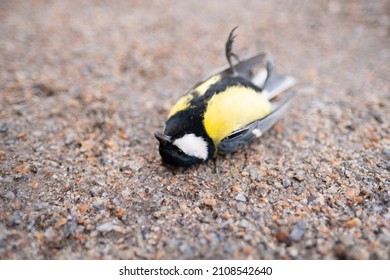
155;27;296;167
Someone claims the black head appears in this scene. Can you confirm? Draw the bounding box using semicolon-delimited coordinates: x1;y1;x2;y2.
155;132;209;167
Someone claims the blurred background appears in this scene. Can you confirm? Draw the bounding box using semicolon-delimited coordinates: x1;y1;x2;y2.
0;0;389;259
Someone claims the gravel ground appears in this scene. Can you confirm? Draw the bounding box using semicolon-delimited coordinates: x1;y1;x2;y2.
1;0;389;260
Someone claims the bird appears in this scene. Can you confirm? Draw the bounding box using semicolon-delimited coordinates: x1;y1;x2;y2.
155;27;296;167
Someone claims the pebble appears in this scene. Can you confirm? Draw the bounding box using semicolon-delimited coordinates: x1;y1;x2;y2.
240;219;251;228
153;211;165;218
276;230;289;242
204;198;217;208
345;188;355;199
249;169;261;181
92;197;107;210
0;123;8;133
293;171;305;182
96;222;114;232
290;221;306;241
346;218;362;228
179;203;187;214
112;197;121;206
235;193;247;202
128;160;144;172
5;191;16;200
282;178;291;188
65;132;76;145
287;246;299;258
237;202;247;212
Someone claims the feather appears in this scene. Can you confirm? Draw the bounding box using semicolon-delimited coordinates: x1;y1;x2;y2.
218;90;295;154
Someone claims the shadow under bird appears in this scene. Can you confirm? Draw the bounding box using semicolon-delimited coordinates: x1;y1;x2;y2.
155;27;296;167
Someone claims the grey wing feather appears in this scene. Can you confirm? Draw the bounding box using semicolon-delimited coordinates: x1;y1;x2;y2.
253;71;296;100
217;91;294;154
219;53;266;80
263;73;296;100
209;53;266;81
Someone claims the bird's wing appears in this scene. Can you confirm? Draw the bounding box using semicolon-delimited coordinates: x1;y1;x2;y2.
212;53;266;80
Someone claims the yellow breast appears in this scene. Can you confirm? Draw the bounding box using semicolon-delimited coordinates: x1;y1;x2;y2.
203;86;271;146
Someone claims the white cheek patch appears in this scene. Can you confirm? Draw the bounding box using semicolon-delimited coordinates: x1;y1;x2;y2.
173;134;208;160
252;128;262;137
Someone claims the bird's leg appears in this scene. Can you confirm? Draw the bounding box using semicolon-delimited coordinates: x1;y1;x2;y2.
262;58;275;89
225;26;240;75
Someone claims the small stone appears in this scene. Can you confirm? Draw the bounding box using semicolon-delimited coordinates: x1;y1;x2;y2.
276;230;289;242
92;197;107;210
153;211;165;218
237;202;247;212
65;133;76;145
293;171;305;182
287;246;299;258
345;188;356;199
274;182;283;189
240;219;251;228
115;208;125;218
355;196;363;203
372;204;382;212
235;193;247;202
231;185;241;192
204;198;217;208
346;218;362;228
4;191;16;200
290;220;306;241
29;165;38;173
128;160;143;172
282;178;291;188
249;169;261;181
179;203;187;214
96;222;114;232
80;140;94;152
221;213;231;220
113;197;121;206
0;123;8;133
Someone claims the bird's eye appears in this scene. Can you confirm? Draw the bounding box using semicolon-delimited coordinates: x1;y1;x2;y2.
177;149;185;156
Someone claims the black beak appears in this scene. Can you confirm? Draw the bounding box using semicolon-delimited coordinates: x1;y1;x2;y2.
154;132;171;143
